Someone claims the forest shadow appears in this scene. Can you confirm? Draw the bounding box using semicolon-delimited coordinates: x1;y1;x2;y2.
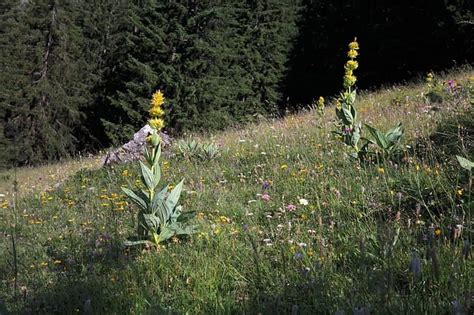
282;0;473;111
19;234;137;314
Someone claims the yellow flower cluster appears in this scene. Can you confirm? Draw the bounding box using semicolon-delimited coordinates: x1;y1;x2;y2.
317;96;325;109
426;72;434;83
344;38;359;89
149;90;165;131
316;96;325;114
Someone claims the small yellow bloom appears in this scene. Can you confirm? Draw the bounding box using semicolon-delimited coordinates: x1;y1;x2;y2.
151;90;165;108
348;39;359;50
149;106;164;118
347;49;358;59
149;118;165;131
434;228;442;236
457;189;463;196
280;164;288;169
377;167;385;174
426;72;434;83
343;74;357;88
345;60;359;71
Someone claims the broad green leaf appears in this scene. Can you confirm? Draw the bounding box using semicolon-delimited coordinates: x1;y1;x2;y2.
351;103;357;122
153;164;161;187
121;187;147;211
351;123;361;147
365;124;388;149
342;107;354;125
153;144;161;166
165;179;184;214
143;213;160;232
140;161;156;191
144;147;153;166
169;222;197;235
386;122;404;145
159;226;176;242
456;155;474;171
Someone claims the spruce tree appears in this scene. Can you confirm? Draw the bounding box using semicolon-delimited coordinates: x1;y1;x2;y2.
0;0;95;166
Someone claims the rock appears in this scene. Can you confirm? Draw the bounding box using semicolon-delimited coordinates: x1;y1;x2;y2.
103;125;172;166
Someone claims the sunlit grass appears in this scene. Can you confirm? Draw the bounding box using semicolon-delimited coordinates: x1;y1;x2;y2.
1;68;473;314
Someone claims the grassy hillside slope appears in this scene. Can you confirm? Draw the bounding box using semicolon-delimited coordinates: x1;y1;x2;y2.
1;69;473;314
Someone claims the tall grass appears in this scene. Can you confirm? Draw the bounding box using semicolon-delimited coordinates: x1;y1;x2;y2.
0;69;472;314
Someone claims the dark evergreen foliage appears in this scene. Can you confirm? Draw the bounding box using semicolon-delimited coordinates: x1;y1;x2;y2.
0;0;472;167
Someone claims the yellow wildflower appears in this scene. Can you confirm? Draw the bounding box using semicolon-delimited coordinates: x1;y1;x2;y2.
434;227;442;236
317;96;325;108
149;106;164;118
149;118;165;131
348;49;358;59
345;60;359;71
348;38;359;50
377;167;385;174
151;90;164;108
343;74;357;88
426;72;434;83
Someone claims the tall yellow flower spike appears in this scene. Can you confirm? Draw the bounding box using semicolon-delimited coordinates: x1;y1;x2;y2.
148;90;166;131
149;106;164;118
151;90;165;109
149;118;165;131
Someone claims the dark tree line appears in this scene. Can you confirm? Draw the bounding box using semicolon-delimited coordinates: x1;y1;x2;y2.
0;0;472;167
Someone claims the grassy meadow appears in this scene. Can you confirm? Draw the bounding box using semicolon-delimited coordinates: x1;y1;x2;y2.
1;69;473;314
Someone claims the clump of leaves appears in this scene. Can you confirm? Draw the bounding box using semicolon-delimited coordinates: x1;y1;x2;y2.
174;139;221;160
365;122;404;158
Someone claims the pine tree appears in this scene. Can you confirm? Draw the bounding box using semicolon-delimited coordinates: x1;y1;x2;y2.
0;0;95;166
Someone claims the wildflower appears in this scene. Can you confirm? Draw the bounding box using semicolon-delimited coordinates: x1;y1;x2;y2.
343;74;357;88
280;164;288;169
343;126;353;134
298;198;309;206
293;252;303;260
456;189;463;196
316;96;325;113
261;193;271;202
426;72;434;83
151;90;165;108
149;118;165;131
149;106;164;118
377;167;385;174
347;49;358;59
348;39;359;50
262;180;271;190
434;227;442;237
287;204;297;212
344;60;359;71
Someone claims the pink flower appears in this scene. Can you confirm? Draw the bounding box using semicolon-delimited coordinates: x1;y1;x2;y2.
286;204;297;212
261;193;271;202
